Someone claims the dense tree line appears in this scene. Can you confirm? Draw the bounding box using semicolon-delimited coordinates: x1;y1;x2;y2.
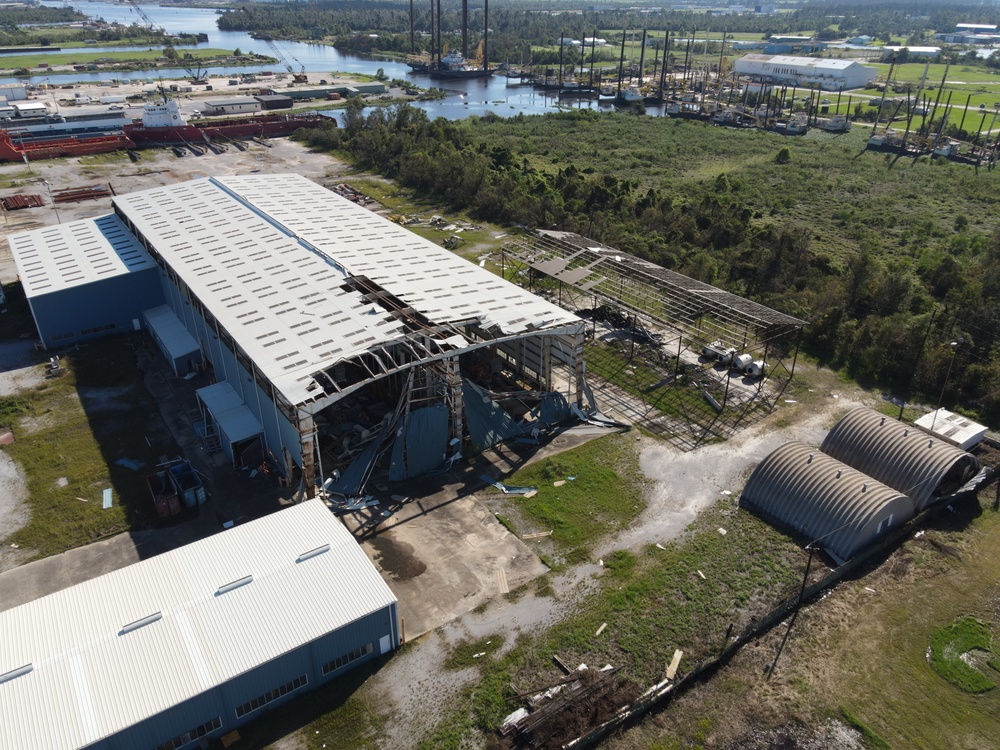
297;103;1000;420
217;0;1000;63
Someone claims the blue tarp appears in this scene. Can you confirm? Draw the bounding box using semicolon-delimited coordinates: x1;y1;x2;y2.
389;405;450;481
463;380;521;452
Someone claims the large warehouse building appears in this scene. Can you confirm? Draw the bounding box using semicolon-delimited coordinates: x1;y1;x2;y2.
0;500;399;750
734;54;877;90
8;174;586;496
742;407;983;562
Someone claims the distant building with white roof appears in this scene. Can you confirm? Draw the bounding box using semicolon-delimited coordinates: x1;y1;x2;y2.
734;53;877;90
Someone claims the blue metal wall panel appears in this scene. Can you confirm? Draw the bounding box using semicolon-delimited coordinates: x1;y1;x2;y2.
30;268;164;348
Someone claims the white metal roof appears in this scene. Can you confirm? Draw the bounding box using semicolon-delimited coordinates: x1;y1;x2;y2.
8;214;157;298
143;304;200;362
914;409;988;451
0;499;396;750
197;381;265;445
111;174;581;407
737;53;859;71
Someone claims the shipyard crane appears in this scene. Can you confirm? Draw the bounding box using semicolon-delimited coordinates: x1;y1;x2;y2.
128;0;164;35
261;36;308;83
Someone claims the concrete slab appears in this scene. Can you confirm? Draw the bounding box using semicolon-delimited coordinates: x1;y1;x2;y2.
346;492;548;640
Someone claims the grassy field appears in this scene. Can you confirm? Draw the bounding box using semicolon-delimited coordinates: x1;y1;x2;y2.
0;48;259;71
0;283;179;558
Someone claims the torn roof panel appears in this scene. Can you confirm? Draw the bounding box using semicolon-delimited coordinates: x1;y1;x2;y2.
107;175;581;408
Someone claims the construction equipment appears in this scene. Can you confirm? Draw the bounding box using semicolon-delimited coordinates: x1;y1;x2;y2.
261;36;307;83
128;0;164;34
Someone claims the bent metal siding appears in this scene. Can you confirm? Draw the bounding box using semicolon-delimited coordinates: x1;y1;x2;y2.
741;441;915;562
820;407;982;511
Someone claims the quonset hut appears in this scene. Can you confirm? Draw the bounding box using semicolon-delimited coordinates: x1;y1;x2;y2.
0;500;399;750
8;175;586;496
821;407;982;511
740;441;914;562
742;408;984;561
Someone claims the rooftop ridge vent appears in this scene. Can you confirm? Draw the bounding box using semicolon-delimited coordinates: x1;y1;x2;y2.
119;612;163;636
0;663;33;685
297;543;331;563
216;575;254;596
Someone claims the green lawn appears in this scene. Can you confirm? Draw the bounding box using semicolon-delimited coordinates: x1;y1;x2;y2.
0;48;263;71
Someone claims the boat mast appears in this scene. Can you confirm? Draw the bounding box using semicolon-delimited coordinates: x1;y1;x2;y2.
462;0;468;58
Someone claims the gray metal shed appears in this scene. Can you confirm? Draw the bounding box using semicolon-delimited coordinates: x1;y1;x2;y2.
741;441;915;562
820;407;981;511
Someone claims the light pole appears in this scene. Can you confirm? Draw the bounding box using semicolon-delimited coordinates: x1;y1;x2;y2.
43;181;61;225
931;337;964;431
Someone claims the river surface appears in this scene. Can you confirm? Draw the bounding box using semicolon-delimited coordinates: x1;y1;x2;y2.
11;1;667;119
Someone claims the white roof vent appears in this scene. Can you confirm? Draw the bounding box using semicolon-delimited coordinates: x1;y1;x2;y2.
120;612;163;636
297;543;331;563
216;575;254;596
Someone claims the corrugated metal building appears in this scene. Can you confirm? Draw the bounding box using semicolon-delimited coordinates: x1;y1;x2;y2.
8;174;585;492
821;407;981;511
741;441;914;562
0;499;399;750
201;97;262;116
8;214;163;348
734;54;877;90
254;94;293;110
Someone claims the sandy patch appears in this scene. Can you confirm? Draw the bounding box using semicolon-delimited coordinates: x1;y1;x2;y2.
0;340;47;397
0;450;30;573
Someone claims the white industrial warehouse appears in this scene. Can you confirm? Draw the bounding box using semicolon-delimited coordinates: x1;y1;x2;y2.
8;174;586;497
0;500;399;750
734;54;877;90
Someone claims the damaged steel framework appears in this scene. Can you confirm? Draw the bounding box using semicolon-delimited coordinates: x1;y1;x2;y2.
501;230;806;438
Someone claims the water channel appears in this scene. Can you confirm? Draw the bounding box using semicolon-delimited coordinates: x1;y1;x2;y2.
10;2;668;119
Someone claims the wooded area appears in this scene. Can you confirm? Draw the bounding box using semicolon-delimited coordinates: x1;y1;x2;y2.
298;102;1000;422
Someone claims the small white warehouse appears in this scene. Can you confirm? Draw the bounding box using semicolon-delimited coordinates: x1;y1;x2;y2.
0;500;399;750
201;97;262;116
734;54;877;90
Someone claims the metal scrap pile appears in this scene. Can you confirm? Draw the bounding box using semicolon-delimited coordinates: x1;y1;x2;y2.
2;194;44;211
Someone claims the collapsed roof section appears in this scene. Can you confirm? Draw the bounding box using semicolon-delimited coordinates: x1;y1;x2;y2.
112;175;584;415
821;407;983;511
503;229;805;351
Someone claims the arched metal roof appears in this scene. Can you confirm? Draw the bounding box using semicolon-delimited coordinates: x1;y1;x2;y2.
741;441;915;562
820;407;981;511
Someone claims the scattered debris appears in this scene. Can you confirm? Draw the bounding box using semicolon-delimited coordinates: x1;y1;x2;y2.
553;480;567;487
52;185;111;203
479;474;539;495
721;490;732;495
914;530;926;538
655;543;666;550
864;587;876;593
666;649;684;680
595;622;607;636
718;527;728;536
697;570;706;580
115;457;144;471
102;488;113;509
784;399;798;403
553;654;573;674
522;530;554;539
76;497;88;503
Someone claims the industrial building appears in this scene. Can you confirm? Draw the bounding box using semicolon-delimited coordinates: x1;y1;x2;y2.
0;499;399;750
200;97;262;116
741;441;914;562
8;174;585;495
742;407;983;561
734;54;877;90
820;406;982;511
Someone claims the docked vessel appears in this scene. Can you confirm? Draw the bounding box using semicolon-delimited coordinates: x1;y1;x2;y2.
123;100;329;147
0;100;332;163
426;51;492;80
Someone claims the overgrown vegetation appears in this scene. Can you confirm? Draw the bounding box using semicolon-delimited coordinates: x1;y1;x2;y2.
297;102;1000;423
488;432;646;552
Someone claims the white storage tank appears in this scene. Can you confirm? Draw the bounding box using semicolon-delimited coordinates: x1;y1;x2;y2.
702;340;726;359
746;360;766;378
732;353;753;372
